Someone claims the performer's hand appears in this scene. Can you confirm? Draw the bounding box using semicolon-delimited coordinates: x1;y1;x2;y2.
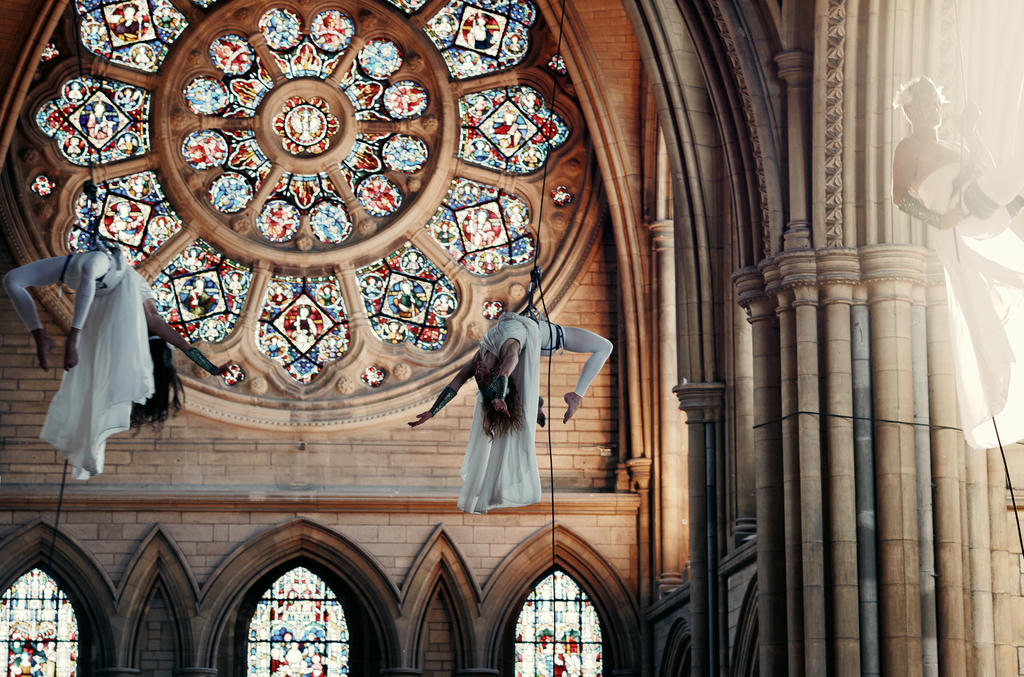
563;392;583;423
492;398;510;416
211;362;231;376
940;207;965;231
408;411;433;427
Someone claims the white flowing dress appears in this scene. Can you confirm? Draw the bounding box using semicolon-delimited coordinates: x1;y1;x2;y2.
40;250;155;479
918;163;1024;448
458;312;541;514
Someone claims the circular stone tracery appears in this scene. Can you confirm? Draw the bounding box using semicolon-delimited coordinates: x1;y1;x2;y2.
273;95;339;155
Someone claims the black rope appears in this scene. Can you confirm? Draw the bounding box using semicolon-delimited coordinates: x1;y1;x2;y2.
992;419;1024;564
44;460;69;573
752;409;964;432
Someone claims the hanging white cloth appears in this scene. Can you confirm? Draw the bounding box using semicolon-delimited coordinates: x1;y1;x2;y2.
458;312;541;514
40;249;155;479
918;163;1024;448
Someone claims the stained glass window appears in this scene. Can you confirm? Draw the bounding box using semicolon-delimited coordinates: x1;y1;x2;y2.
356;243;457;350
272;96;340;156
69;171;183;265
260;173;348;243
184;36;273;118
152;239;252;343
340;59;428;122
77;0;187;72
258;275;350;383
222;362;245;385
482;299;503;319
424;0;535;80
1;569;79;677
459;85;569;174
259;8;353;80
36;76;150;166
361;365;385;387
514;570;602;677
40;43;60;62
550;185;572;206
31;176;55;197
382;0;429;13
547;54;567;75
204;130;273;214
247;567;349;676
427;177;534;275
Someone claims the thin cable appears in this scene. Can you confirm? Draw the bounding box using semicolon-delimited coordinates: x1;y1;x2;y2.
44;460;69;573
752;409;964;432
992;419;1024;567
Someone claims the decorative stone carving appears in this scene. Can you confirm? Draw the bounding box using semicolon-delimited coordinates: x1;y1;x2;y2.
249;376;268;395
466;322;483;340
824;0;847;247
295;234;312;251
336;375;355;395
392;362;411;381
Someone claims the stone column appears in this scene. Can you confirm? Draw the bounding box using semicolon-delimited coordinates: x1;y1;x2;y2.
862;245;924;677
175;670;217;677
775;49;814;250
628;456;653;607
675;382;724;677
923;259;967;677
652;219;686;593
818;249;862;677
734;266;786;677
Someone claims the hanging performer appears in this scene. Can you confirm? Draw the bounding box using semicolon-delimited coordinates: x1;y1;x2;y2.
892;75;1024;449
408;311;613;514
3;238;229;479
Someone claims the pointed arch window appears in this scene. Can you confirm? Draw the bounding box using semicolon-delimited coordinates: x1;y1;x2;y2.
514;569;602;676
1;569;80;676
247;566;349;676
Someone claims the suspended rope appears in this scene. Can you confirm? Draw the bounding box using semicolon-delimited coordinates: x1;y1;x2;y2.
521;0;571;575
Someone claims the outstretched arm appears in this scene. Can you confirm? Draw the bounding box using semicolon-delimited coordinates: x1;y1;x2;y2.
408;350;480;427
143;300;229;375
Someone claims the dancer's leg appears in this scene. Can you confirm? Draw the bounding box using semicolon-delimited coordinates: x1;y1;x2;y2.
3;257;68;369
558;326;613;422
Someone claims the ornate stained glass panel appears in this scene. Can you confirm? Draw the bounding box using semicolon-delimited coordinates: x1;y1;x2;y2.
246;567;349;676
32;176;55;197
356;243;456;350
550;185;572;206
357;38;402;79
340;61;428;122
259;9;351;80
152;239;252;343
36;76;150;166
459;85;569;174
41;43;60;62
382;134;428;173
1;569;79;677
69;171;183;265
223;129;273;191
181;129;228;169
76;0;187;72
424;0;535;79
482;299;503;319
268;172;344;214
272;96;340;156
257;275;350;383
361;365;385;387
427;177;534;275
514;570;602;677
222;362;245;385
187;39;273;118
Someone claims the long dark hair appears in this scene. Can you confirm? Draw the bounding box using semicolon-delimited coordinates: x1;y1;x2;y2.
130;337;183;429
478;373;523;439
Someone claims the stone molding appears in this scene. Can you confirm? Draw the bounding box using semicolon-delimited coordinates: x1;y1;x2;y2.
823;0;847;247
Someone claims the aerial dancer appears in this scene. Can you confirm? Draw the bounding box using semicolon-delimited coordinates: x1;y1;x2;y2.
3;238;229;479
892;75;1024;448
408;311;613;514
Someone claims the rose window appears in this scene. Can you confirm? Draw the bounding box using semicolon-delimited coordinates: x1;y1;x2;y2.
13;0;598;427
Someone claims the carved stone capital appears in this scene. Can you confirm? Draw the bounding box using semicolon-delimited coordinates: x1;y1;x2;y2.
774;49;813;86
648;219;675;251
626;457;652;492
673;381;725;421
859;244;927;287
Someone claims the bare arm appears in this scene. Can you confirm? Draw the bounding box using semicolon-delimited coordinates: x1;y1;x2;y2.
496;338;520;377
143;299;229;374
408;350;481;427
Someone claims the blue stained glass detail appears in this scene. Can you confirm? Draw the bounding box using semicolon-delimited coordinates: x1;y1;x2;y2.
76;0;187;72
356;243;457;351
2;569;79;677
258;8;301;50
424;0;535;80
357;38;402;80
514;570;603;677
310;201;352;244
258;276;350;383
208;172;253;213
152;239;252;343
459;85;569;174
427;177;534;275
356;175;402;217
69;171;183;265
36;75;150;166
246;567;349;676
209;34;254;75
383;134;429;173
310;9;354;52
183;77;229;115
260;9;351;80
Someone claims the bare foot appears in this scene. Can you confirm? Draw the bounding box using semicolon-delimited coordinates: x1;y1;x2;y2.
563;392;582;423
64;328;80;370
31;329;55;371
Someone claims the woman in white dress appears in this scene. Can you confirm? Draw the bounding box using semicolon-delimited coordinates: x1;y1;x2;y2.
893;76;1024;449
408;312;612;514
3;239;228;479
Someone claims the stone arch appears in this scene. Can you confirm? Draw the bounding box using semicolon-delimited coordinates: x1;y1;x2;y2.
0;519;118;666
661;617;693;677
115;526;200;669
480;522;640;673
196;517;401;667
399;525;480;672
729;575;758;677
